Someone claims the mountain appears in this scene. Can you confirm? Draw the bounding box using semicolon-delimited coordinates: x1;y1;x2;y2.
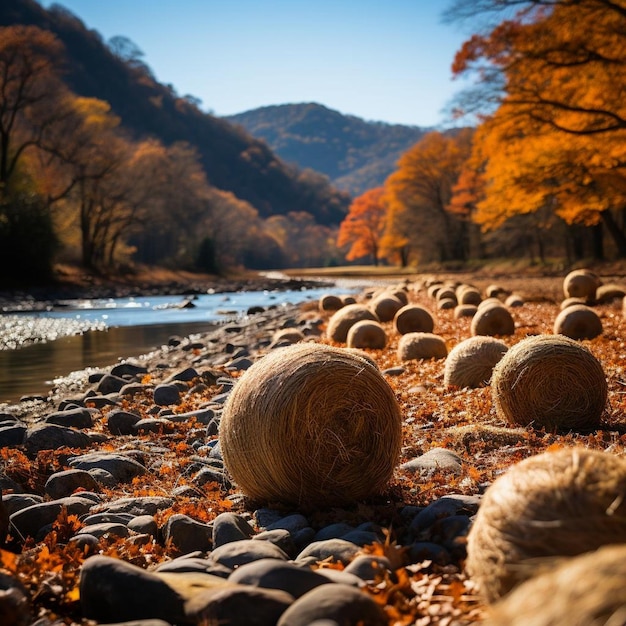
225;103;429;196
0;0;349;225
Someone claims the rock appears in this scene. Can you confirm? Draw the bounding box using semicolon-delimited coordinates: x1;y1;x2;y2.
94;496;173;516
400;448;464;475
266;513;310;534
209;538;289;569
24;424;92;457
0;491;7;545
106;410;141;435
97;374;128;394
68;452;147;483
253;529;298;558
133;418;175;434
44;407;95;429
407;541;451;565
10;496;93;541
212;512;255;547
165;367;198;382
44;469;100;500
313;523;354;542
0;571;31;626
80;555;188;624
153;384;182;406
409;494;481;533
127;515;158;538
110;362;148;378
2;494;44;516
187;584;294;625
77;522;130;539
228;558;331;599
277;584;387;626
0;424;26;446
295;539;360;566
344;555;393;582
163;514;213;555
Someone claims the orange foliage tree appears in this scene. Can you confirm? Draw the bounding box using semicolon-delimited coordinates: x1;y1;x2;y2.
384;129;474;265
448;0;626;258
337;187;388;265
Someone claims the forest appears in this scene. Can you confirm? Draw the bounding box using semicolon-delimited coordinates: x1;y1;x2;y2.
338;0;626;269
0;0;625;286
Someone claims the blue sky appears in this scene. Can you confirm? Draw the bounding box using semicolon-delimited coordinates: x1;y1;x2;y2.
40;0;472;128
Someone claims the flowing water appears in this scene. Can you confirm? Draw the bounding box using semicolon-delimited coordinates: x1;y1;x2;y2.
0;285;354;405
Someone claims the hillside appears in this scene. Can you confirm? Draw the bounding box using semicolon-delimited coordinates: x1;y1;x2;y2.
0;0;349;225
226;103;429;196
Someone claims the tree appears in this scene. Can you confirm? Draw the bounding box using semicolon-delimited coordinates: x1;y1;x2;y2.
336;188;388;265
0;25;67;191
447;0;626;257
384;130;474;265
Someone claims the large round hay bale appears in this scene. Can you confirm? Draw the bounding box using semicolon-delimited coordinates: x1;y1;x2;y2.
393;304;434;335
477;297;504;311
220;343;403;507
471;303;515;337
427;283;445;299
444;336;508;388
596;283;626;304
369;295;404;322
436;288;457;306
397;332;447;361
553;304;602;340
437;298;456;310
560;296;587;310
491;334;607;431
504;294;523;308
563;269;600;302
318;294;344;313
485;284;507;299
485;544;626;626
387;287;409;306
466;448;626;603
326;304;378;343
347;320;387;349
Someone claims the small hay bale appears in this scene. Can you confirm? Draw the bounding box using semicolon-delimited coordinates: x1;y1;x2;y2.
553;304;602;340
477;297;505;311
437;298;456;310
444;336;508;388
563;268;600;302
393;304;434;335
485;544;626;626
466;448;626;603
596;283;626;304
485;284;507;299
454;304;477;319
318;294;344;313
491;334;607;431
436;288;457;305
220;343;403;507
504;294;524;307
346;320;387;349
326;304;378;343
560;296;587;310
369;295;404;322
427;283;444;299
456;285;482;305
387;287;409;305
397;332;447;361
471;303;515;337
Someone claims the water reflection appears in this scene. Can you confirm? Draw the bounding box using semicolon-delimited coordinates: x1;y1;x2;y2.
0;321;214;405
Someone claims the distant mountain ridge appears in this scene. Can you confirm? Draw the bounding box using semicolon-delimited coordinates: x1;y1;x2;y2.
226;103;430;196
0;0;350;226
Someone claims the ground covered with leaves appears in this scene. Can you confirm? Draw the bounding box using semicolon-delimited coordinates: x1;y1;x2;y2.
1;270;626;625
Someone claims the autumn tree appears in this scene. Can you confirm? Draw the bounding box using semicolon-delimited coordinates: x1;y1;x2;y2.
446;0;626;258
384;129;474;265
337;187;388;265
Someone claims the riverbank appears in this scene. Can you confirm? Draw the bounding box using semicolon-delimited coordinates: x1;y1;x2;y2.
1;269;626;624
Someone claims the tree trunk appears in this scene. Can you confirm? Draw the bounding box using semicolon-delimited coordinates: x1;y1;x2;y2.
591;222;604;260
601;209;626;257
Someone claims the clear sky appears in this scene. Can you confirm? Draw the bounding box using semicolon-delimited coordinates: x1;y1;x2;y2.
40;0;472;128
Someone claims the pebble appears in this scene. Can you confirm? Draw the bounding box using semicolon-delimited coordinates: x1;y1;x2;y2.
44;469;100;499
163;514;213;555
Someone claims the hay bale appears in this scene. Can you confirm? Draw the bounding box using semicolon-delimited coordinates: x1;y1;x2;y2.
397;332;447;361
560;296;587;310
466;448;626;603
485;544;626;626
477;297;505;311
454;304;477;319
471;303;515;337
485;284;507;299
318;294;344;313
553;304;602;340
504;294;524;307
563;269;600;302
369;295;404;322
436;288;457;306
220;343;403;507
596;283;626;304
427;283;444;299
326;304;378;343
393;304;434;335
491;334;607;431
437;298;456;310
346;320;387;349
387;287;409;306
456;285;482;306
444;336;508;388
